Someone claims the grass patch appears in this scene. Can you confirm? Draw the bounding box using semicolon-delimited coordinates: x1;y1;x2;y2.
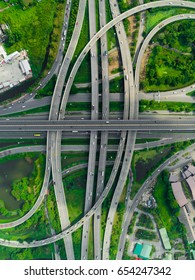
186;91;195;97
145;7;195;34
105;0;117;50
63;169;87;224
1;105;50;117
135;228;157;241
35;75;57;98
127;211;138;235
140;99;195;113
66;102;123;112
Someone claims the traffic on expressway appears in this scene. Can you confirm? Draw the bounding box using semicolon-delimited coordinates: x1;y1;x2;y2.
0;0;194;264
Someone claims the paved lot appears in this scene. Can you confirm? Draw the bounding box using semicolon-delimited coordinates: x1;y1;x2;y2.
0;60;24;86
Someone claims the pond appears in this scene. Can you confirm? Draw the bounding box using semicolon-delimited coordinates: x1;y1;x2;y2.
135;147;171;182
0;156;35;212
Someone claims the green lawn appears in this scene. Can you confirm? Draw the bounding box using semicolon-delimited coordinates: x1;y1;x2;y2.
70;4;90;84
63;170;87;223
105;0;117;50
145;8;195;34
140;99;195;113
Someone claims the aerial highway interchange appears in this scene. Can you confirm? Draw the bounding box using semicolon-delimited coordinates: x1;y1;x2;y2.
0;0;195;261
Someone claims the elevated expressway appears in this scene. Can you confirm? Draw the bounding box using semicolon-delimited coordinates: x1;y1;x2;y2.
102;0;137;260
93;0;110;260
116;12;195;259
81;0;99;260
1;1;195;258
48;0;87;260
1;142;195;248
49;0;195;259
0;119;194;131
49;0;195;260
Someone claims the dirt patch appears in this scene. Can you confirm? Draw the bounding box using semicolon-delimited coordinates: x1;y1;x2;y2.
127;15;137;45
108;48;121;75
140;46;153;81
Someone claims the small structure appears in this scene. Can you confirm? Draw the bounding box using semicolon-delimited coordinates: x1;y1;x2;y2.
133;243;152;260
0;24;8;42
4;51;20;63
159;228;171;250
140;244;152;260
188;165;195;175
191;250;195;260
181;171;186;179
171;182;188;207
146;196;156;208
133;243;143;256
184;170;191;178
19;59;31;76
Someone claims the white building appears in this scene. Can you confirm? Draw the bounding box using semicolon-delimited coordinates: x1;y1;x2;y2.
19;59;31;76
4;51;20;63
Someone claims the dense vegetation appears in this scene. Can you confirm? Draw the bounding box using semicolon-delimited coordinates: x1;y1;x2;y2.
149;170;183;241
142;20;195;92
136;213;154;230
143;46;195;91
1;0;65;77
64;0;79;52
135;228;157;241
127;211;138;235
154;20;195;54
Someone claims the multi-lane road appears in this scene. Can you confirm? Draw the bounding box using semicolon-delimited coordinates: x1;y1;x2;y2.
0;119;194;131
0;0;195;260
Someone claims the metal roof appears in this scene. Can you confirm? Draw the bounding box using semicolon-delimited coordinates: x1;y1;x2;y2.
186;176;195;200
159;228;171;250
140;244;152;260
133;243;142;255
171;182;188;207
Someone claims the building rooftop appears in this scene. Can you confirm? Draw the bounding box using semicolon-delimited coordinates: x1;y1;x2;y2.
169;173;178;183
133;243;142;256
0;49;32;92
191;250;195;260
171;182;188;207
159;228;171;250
140;244;152;260
179;207;195;243
184;170;191;178
186;176;195;200
188;165;195;175
19;59;31;76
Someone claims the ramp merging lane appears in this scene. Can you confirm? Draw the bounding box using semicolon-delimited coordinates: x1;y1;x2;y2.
1;1;195;260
